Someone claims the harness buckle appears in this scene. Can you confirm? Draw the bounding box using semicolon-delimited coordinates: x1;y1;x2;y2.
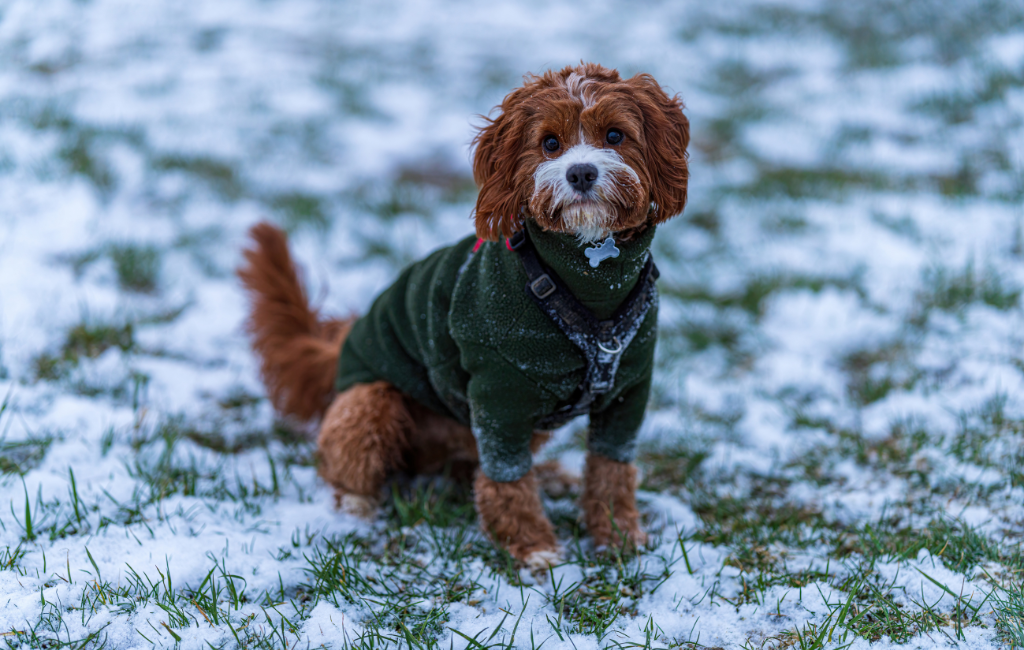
530;274;557;299
508;230;527;251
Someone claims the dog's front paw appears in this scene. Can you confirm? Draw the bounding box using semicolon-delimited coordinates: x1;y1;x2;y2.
593;526;647;553
474;470;561;570
335;491;378;520
581;454;646;553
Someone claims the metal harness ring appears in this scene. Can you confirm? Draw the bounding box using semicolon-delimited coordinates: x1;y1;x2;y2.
597;337;623;355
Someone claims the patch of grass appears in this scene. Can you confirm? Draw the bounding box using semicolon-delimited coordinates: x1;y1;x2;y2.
683;3;811;39
671;319;744;355
542;552;663;639
700;59;796;99
835;515;1008;574
394;159;477;202
762;213;809;234
738;166;889;199
666;273;864;319
950;393;1024;488
933;162;980;198
917;259;1020;315
694;106;768;164
57;248;104;279
796;419;934;479
12;550;303;649
350;157;476;222
385;475;476;532
691;489;831;570
66;321;133;358
182;429;275;455
994;578;1024;646
26;109;146;196
33;320;135;381
108;243;161;293
172;225;226;277
297;478;501;648
314;61;384;118
818;0;1024;68
271;193;329;232
112;414;303;520
842;341;920;407
912;67;1024;126
58;131;116;194
870;211;920;240
768;565;986;646
152;154;241;199
638;445;710;492
0;436;54;475
55;242;162;292
0;544;27;572
684;209;720;235
679;473;1004;644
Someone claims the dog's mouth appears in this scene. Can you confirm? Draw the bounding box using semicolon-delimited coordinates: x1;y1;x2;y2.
553;198;617;244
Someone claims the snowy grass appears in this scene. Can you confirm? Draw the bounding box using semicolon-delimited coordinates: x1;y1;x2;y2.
2;0;1024;647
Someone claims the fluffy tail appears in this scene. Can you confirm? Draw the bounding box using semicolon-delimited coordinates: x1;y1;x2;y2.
238;222;353;421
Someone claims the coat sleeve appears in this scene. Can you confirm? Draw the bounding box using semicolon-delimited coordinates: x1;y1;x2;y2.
460;340;560;482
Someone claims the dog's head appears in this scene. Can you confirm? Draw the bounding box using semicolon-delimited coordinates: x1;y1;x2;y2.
472;62;689;243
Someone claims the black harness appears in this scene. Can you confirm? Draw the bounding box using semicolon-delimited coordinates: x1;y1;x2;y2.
507;229;659;427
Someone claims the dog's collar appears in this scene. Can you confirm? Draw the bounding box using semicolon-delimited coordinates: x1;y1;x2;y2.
517;220;656;321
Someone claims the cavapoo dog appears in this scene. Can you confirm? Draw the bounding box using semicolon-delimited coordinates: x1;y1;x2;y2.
239;62;689;571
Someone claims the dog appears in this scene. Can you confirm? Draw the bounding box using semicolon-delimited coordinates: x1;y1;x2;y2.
238;62;689;571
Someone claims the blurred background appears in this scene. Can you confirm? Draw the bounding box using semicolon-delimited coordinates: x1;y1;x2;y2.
3;0;1021;404
1;0;1023;645
3;0;1023;440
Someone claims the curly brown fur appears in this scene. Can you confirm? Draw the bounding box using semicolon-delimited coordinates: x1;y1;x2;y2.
238;222;352;421
581;454;646;551
474;470;559;564
534;459;580;498
403;401;479;481
318;381;413;506
472;62;689;242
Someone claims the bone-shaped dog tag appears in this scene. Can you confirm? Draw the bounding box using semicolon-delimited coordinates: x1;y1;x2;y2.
584;236;620;268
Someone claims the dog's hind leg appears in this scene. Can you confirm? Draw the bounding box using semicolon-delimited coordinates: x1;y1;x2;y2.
317;381;413;518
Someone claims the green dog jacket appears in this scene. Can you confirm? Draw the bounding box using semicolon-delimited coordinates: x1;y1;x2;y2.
335;220;658;482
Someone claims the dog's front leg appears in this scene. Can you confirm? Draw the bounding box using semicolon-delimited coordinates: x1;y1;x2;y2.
474;470;561;571
581;454;646;551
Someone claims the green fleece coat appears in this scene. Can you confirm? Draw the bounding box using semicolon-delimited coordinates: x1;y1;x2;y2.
336;220;658;482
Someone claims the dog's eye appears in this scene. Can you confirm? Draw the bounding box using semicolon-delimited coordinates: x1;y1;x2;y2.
606;129;624;145
543;136;560;153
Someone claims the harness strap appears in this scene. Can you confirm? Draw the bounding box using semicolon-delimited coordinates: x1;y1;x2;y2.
508;229;659;426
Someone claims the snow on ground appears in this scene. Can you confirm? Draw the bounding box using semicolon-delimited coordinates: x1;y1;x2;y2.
1;0;1023;647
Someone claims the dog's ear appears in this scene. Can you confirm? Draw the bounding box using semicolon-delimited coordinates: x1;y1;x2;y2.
472;91;530;241
627;74;690;224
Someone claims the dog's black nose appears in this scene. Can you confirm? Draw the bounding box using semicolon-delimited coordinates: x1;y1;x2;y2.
566;163;598;193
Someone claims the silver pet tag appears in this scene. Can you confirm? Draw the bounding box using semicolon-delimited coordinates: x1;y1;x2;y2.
584;236;620;268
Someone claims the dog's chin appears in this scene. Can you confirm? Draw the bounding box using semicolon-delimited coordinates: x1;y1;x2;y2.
555;201;617;245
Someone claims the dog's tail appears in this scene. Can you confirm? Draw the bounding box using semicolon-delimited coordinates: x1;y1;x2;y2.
238;222;353;422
